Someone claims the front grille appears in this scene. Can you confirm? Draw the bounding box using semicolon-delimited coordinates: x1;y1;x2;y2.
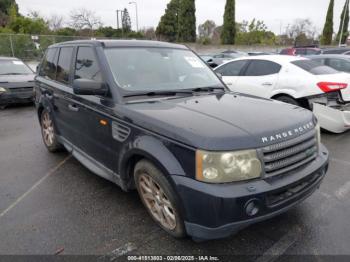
266;171;322;207
9;87;33;94
262;130;318;177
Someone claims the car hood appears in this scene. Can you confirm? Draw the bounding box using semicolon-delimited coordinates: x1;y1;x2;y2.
122;93;315;151
0;74;35;88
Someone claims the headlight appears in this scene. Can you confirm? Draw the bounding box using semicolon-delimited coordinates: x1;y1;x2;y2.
196;149;262;183
0;87;7;94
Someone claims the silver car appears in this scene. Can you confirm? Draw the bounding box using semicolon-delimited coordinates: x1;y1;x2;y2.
0;57;35;108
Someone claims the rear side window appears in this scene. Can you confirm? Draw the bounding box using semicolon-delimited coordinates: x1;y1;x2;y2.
244;60;281;76
74;47;102;82
216;60;246;76
39;48;58;80
56;47;74;84
327;58;350;72
292;60;338;75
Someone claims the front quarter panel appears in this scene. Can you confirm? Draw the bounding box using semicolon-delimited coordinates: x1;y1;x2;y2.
119;133;196;185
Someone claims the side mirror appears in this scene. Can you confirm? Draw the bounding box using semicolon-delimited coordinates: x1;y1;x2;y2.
73;78;108;96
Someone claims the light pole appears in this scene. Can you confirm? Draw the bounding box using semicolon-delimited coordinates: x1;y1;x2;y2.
129;1;139;32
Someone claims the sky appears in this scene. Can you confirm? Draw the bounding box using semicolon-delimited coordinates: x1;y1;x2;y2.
16;0;349;35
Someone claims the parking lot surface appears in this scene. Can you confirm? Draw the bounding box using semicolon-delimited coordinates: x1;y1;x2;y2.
0;105;350;260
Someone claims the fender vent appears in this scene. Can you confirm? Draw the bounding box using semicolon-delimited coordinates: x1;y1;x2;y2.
112;122;131;142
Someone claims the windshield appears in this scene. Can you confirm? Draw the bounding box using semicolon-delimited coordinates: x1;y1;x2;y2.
0;60;33;75
104;47;224;93
291;60;338;75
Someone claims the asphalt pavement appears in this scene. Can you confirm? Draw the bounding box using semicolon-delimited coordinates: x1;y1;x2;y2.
0;105;350;261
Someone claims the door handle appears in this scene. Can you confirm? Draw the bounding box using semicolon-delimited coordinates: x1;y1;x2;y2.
68;104;79;112
262;82;273;86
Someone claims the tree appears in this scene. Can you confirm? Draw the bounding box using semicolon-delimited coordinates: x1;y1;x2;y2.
0;0;18;26
321;0;334;45
221;0;236;44
177;0;196;42
122;8;132;32
48;14;64;31
198;20;216;38
287;19;318;46
235;19;275;45
7;7;49;35
336;0;349;44
156;0;179;42
69;8;102;36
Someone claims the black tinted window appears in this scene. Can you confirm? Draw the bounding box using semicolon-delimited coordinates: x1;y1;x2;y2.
306;49;321;55
216;60;246;76
292;60;338;75
56;47;74;84
323;49;347;54
39;48;58;79
295;49;306;55
244;60;281;76
75;47;102;82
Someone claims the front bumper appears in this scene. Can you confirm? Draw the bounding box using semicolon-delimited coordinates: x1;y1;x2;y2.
0;88;34;105
313;103;350;133
171;145;329;240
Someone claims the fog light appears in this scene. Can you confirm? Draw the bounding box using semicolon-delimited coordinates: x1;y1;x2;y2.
245;199;260;217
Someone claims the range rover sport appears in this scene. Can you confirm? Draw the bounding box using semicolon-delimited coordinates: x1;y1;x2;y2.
35;40;329;241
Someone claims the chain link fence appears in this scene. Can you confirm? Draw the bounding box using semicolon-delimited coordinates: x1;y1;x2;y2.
0;34;118;62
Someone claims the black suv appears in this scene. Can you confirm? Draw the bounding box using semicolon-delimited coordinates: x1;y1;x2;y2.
35;40;329;241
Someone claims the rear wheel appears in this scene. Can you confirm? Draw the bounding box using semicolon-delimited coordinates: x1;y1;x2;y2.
134;160;186;238
275;96;300;106
40;109;62;152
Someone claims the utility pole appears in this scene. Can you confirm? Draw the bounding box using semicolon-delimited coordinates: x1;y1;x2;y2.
116;10;119;29
339;0;350;46
129;1;139;31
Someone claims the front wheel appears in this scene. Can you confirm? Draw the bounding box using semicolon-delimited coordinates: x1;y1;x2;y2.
134;160;186;238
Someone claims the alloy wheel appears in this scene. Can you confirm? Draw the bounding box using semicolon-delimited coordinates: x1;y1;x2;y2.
138;173;177;230
42;112;55;146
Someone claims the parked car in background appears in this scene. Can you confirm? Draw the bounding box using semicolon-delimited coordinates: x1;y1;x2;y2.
199;54;216;67
215;55;350;133
35;40;329;241
0;57;35;109
207;52;247;68
321;47;350;55
309;54;350;73
280;46;322;56
248;52;274;56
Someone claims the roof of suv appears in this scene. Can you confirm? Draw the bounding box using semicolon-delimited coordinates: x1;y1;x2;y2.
50;40;188;49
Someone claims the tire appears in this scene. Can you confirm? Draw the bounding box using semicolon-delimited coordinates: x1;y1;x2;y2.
40;109;63;153
275;96;300;106
134;159;186;238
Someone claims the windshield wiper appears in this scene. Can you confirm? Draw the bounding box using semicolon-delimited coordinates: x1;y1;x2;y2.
124;90;194;98
191;86;226;93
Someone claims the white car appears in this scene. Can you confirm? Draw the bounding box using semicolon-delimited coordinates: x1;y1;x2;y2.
215;55;350;133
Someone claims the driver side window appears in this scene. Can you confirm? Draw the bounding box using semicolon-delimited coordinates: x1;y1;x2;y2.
216;60;247;76
74;47;102;82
